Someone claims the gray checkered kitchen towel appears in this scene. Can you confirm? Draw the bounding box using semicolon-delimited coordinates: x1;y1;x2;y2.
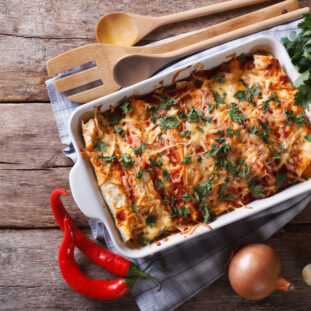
46;19;311;311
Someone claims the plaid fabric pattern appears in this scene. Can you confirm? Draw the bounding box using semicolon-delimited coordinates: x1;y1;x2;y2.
46;19;311;311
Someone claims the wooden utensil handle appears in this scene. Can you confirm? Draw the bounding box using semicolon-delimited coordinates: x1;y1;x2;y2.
145;0;300;54
163;7;309;60
157;0;271;25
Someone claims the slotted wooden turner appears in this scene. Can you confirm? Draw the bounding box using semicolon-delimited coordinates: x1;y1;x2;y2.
46;0;300;103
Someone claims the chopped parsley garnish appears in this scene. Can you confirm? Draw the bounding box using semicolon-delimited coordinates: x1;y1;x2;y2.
215;131;225;144
284;108;307;126
235;129;241;138
196;178;214;196
136;171;144;179
250;185;265;197
119;99;132;115
213;91;227;104
160;116;180;131
93;140;108;152
205;143;234;158
237;53;247;65
218;184;234;201
149;158;163;167
248;177;259;189
187;107;203;123
226;126;233;137
269;145;285;163
182;155;192;164
182;192;192;202
162;169;170;181
158;97;177;110
258;120;270;143
276;172;287;189
137;233;149;246
198;156;202;162
208;103;214;113
133;203;139;213
249;126;259;134
115;127;125;136
156;178;164;189
98;155;116;162
225;159;249;179
262;92;280;113
239;78;249;87
305;134;311;142
178;110;187;120
228;107;246;123
177;206;191;219
181;130;191;137
200;205;211;224
196;126;204;133
108;111;122;125
146;213;157;226
160;226;166;234
234;85;261;106
133;142;146;155
119;153;134;168
213;75;225;83
157;153;163;157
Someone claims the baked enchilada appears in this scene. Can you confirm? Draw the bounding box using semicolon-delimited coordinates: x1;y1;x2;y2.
81;53;311;247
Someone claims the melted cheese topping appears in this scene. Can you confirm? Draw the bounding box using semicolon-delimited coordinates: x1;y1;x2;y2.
81;53;311;247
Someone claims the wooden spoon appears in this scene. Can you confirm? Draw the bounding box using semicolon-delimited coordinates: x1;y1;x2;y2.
113;7;309;86
47;0;301;103
95;0;271;46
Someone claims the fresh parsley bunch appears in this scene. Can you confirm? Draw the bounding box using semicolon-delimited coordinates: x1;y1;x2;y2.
281;14;311;108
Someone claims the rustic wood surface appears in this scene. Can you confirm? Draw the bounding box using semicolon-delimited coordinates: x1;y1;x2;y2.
1;0;311;310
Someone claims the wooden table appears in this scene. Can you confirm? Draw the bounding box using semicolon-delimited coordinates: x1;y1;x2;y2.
1;0;311;310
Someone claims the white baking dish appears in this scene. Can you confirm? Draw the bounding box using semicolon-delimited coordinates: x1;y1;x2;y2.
68;36;311;259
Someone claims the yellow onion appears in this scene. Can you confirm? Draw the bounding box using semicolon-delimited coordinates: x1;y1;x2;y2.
228;243;293;300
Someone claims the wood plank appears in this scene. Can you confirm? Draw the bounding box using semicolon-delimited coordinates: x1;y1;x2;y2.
1;1;309;102
1;227;311;310
0;104;72;169
0;167;89;228
0;0;283;39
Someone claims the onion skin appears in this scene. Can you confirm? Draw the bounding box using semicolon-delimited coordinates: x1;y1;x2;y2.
228;244;292;300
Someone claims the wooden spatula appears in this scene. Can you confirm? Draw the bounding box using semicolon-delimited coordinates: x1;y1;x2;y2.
47;0;300;103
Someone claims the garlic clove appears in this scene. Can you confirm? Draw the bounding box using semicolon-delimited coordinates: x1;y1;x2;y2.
302;264;311;286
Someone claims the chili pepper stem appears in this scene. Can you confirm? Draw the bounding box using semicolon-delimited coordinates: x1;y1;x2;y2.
128;264;162;291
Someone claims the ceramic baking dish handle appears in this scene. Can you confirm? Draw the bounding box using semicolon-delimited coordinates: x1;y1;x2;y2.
69;158;107;221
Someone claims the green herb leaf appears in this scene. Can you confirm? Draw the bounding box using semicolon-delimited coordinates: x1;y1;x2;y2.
196;178;214;196
182;192;192;202
228;107;247;123
276;172;287;189
137;233;149;246
115;127;125;136
305;134;311;142
98;155;116;162
133;142;146;155
146;213;157;226
182;155;192;164
218;184;234;201
149;158;163;167
162;169;170;181
178;206;191;219
213;92;227;104
250;185;265;197
119;153;134;168
108;111;122;125
133;203;139;213
160;116;180;131
249;126;259;134
181;130;191;137
235;129;241;138
208;103;214;113
93;140;108;152
119;99;132;115
136;171;144;179
156;178;164;189
213;75;225;83
226;126;233;137
178;110;187;120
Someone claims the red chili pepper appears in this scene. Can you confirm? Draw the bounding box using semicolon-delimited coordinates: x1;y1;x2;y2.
59;218;134;299
50;189;161;287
